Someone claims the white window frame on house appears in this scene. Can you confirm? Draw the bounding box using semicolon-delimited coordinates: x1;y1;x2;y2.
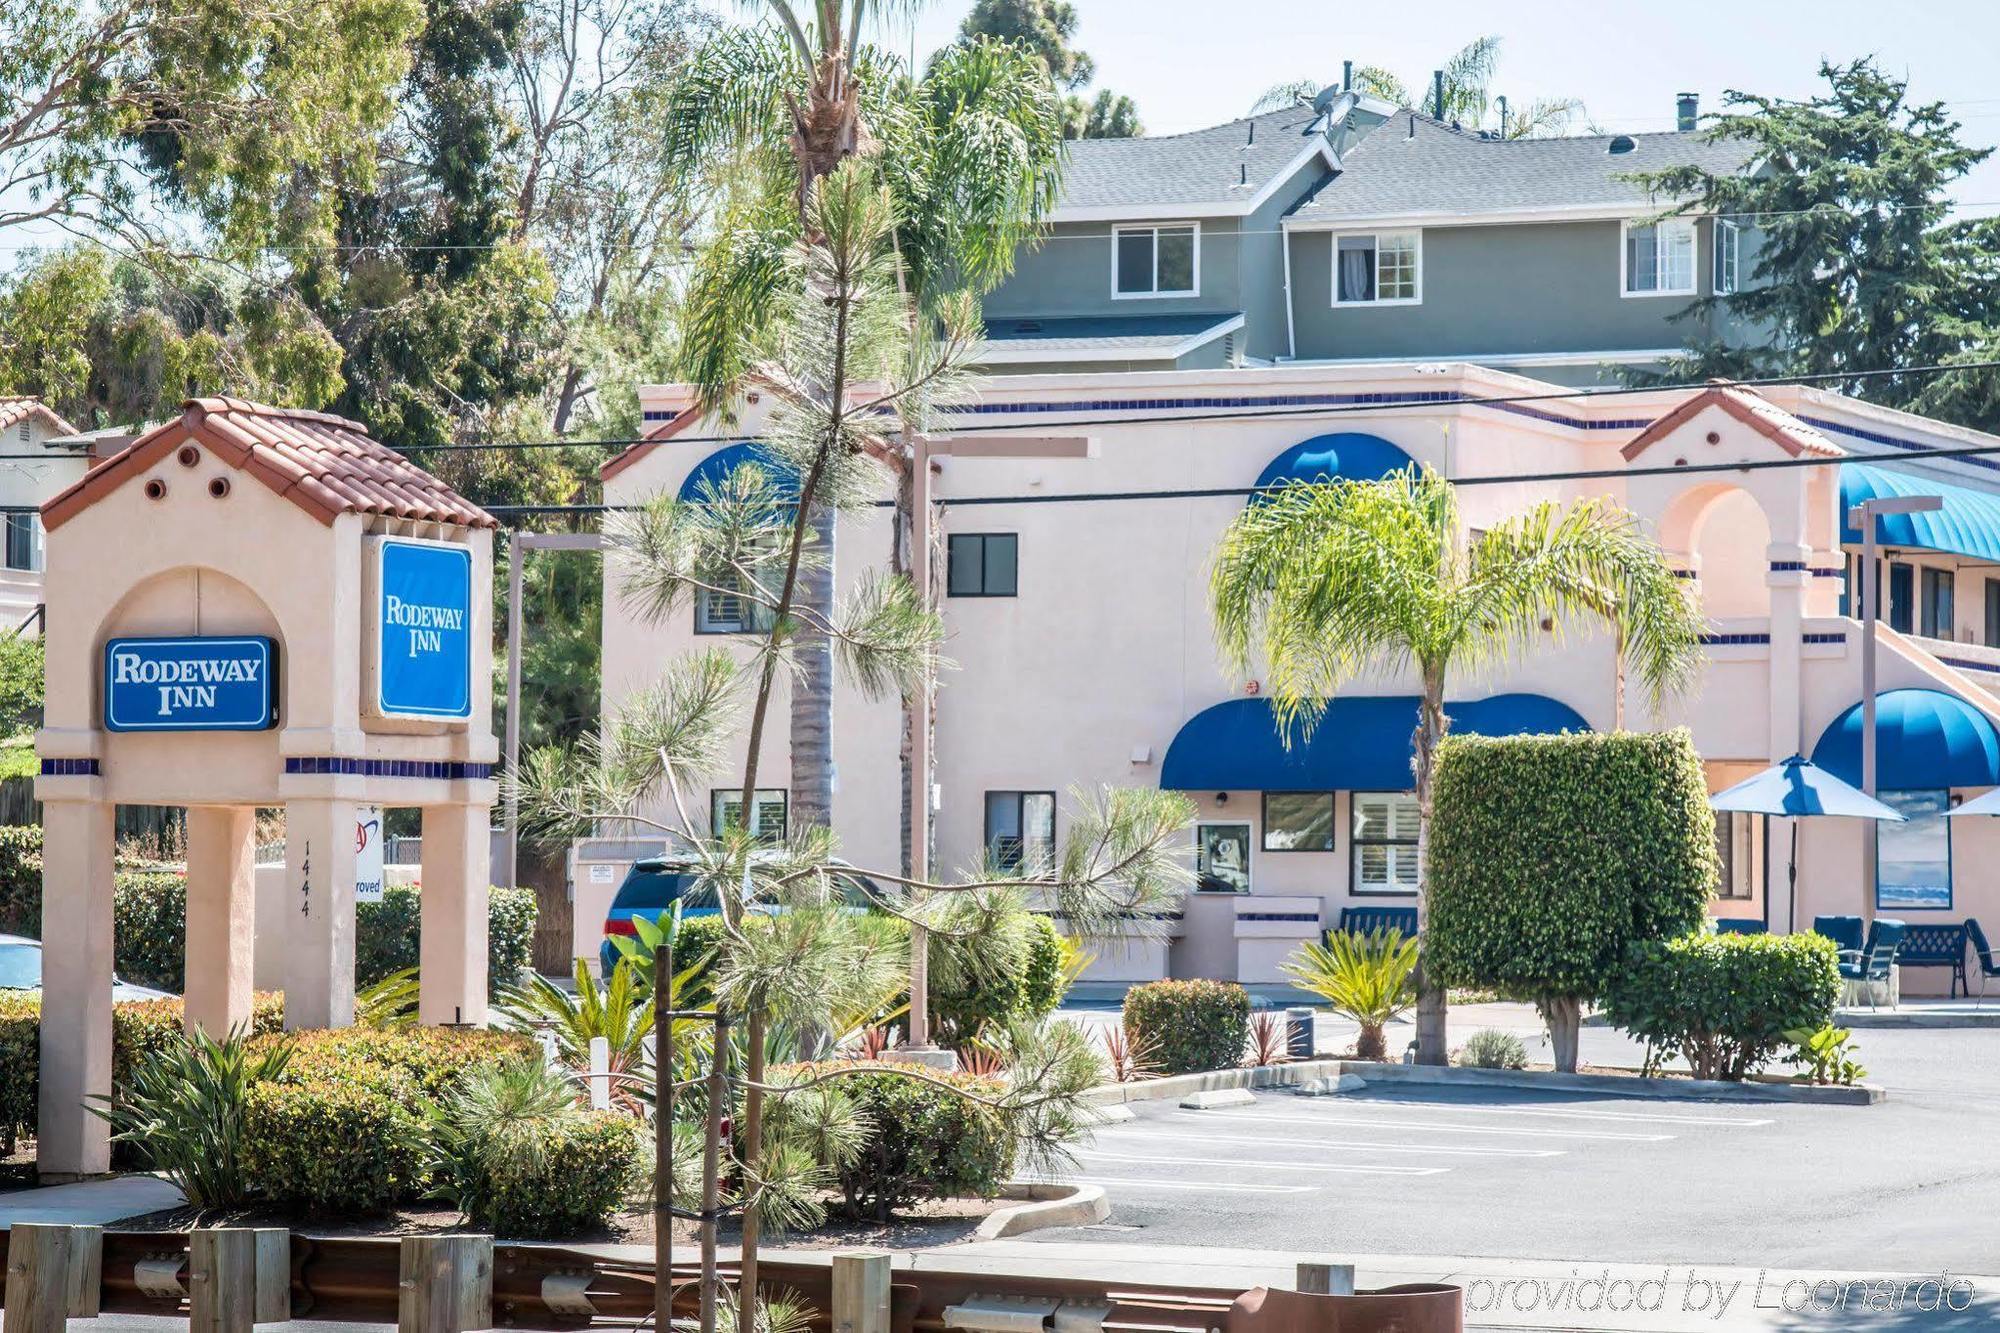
1330;230;1422;306
1111;223;1200;299
2;514;40;573
985;790;1056;872
1621;217;1697;298
1351;791;1420;896
1714;217;1743;295
711;787;788;841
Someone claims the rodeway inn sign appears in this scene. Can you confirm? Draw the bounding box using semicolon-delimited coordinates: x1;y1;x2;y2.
368;536;474;722
102;636;278;731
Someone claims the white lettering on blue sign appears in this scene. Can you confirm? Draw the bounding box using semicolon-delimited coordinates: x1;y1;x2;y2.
374;539;474;720
102;637;278;732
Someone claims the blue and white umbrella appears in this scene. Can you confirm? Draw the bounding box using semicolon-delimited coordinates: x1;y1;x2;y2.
1710;755;1906;931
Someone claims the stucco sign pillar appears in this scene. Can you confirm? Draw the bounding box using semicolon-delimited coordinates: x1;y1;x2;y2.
32;399;499;1178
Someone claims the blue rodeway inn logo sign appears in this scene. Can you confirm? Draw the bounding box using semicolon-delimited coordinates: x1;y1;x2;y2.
102;637;277;731
374;538;473;721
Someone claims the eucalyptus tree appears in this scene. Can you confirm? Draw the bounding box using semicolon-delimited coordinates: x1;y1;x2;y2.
517;163;1190;1333
659;4;1066;838
1209;467;1705;1065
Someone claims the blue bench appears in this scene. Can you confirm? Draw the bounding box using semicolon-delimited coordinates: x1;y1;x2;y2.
1335;905;1418;939
1714;917;1766;935
1898;922;1971;998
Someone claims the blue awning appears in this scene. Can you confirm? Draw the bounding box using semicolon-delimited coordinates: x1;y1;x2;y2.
1840;463;2000;564
1159;693;1591;792
1254;433;1414;496
677;443;798;503
1810;687;2000;789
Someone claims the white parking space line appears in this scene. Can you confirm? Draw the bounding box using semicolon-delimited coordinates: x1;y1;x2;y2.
1185;1110;1673;1142
1093;1128;1565;1158
1309;1098;1774;1128
1062;1176;1318;1194
1079;1149;1449;1177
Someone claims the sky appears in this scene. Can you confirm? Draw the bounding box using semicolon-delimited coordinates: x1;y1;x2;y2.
884;0;2000;212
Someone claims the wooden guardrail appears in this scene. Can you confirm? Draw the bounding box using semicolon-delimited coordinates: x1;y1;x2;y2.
0;1227;1461;1333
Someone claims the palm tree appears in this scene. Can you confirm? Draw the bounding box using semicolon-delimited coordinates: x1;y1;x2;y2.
1210;467;1706;1065
1253;36;1582;139
661;6;1064;838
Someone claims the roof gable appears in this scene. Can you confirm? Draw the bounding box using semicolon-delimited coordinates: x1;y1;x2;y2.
1052;108;1336;219
41;398;496;531
0;397;79;438
1622;385;1843;462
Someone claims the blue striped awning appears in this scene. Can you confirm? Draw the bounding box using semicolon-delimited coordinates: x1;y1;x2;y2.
677;443;798;503
1811;687;2000;789
1840;463;2000;564
1159;693;1591;792
1254;433;1414;497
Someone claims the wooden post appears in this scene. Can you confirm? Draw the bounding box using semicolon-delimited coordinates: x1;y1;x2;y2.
252;1228;291;1324
831;1249;892;1333
1294;1260;1356;1296
4;1223;76;1333
190;1229;257;1333
398;1235;493;1333
64;1223;102;1317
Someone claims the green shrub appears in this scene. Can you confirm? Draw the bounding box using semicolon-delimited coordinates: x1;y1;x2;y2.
242;1078;429;1213
112;993;284;1085
428;1057;639;1236
930;912;1068;1044
792;1063;1013;1220
263;1026;533;1108
0;825;43;934
112;872;190;991
1457;1029;1528;1070
98;1029;292;1208
1603;932;1841;1081
355;883;539;995
1282;929;1419;1061
1122;979;1249;1075
1426;729;1717;1070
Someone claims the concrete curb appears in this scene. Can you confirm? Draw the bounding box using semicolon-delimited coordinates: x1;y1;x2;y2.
1082;1059;1348;1106
977;1183;1109;1240
1332;1059;1884;1105
1837;1008;2000;1029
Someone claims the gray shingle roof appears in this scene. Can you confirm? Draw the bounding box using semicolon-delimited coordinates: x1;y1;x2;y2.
979;312;1243;358
1288;114;1753;222
1056;108;1332;213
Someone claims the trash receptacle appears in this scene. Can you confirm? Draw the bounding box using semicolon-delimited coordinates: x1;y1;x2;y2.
1285;1007;1315;1059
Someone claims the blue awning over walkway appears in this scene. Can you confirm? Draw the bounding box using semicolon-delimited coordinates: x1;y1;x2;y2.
1159;693;1591;792
678;442;798;502
1811;687;2000;789
1840;463;2000;564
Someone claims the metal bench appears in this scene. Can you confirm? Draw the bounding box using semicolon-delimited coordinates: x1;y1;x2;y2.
1335;906;1418;940
1896;922;1971;998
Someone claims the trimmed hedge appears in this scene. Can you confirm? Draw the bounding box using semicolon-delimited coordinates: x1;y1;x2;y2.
1603;932;1842;1081
456;1111;641;1236
355;883;539;995
788;1063;1014;1221
1425;729;1717;1002
1122;979;1250;1075
262;1027;536;1105
929;913;1068;1044
0;992;286;1151
242;1079;430;1214
0;825;41;934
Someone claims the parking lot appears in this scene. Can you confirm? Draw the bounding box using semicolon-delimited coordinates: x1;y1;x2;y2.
1032;1017;2000;1274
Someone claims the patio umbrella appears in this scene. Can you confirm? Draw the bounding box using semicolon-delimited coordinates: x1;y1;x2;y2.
1709;755;1906;932
1947;786;2000;818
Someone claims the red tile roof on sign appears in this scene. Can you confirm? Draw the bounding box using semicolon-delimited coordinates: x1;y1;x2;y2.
0;397;79;438
41;398;497;532
1623;383;1844;462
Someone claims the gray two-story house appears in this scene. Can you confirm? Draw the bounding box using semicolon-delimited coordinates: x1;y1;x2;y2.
979;91;1755;385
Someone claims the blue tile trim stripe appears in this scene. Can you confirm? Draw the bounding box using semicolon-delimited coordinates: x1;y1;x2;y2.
284;758;495;780
1801;415;2000;475
1703;633;1771;645
1940;655;2000;676
943;390;1651;433
1672;568;1700;579
1804;632;1848;644
39;758;99;776
1812;567;1845;578
1769;560;1808;572
1238;912;1322;923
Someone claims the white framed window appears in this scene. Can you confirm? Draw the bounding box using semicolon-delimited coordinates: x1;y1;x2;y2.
1112;224;1198;298
2;514;39;573
1332;231;1421;305
1623;218;1697;297
1352;792;1419;895
712;788;788;841
694;572;775;635
1714;218;1742;295
985;790;1056;872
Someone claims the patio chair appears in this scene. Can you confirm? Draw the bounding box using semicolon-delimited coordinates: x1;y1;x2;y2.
1837;918;1908;1010
1966;919;2000;1003
1812;915;1866;955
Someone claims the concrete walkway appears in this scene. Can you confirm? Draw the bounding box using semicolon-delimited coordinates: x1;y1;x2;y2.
0;1175;182;1227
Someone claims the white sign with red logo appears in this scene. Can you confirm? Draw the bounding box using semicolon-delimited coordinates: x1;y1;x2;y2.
355;807;385;903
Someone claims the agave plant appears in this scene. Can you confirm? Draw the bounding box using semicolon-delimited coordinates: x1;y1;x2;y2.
89;1026;293;1209
1099;1025;1157;1083
1281;928;1420;1061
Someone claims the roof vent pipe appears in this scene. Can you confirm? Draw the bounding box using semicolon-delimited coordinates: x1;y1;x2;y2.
1676;92;1699;132
1247;119;1254;145
1342;59;1353;93
1432;70;1445;121
1239;162;1248;185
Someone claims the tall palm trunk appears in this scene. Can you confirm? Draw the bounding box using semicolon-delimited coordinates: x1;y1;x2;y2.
1412;667;1450;1066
